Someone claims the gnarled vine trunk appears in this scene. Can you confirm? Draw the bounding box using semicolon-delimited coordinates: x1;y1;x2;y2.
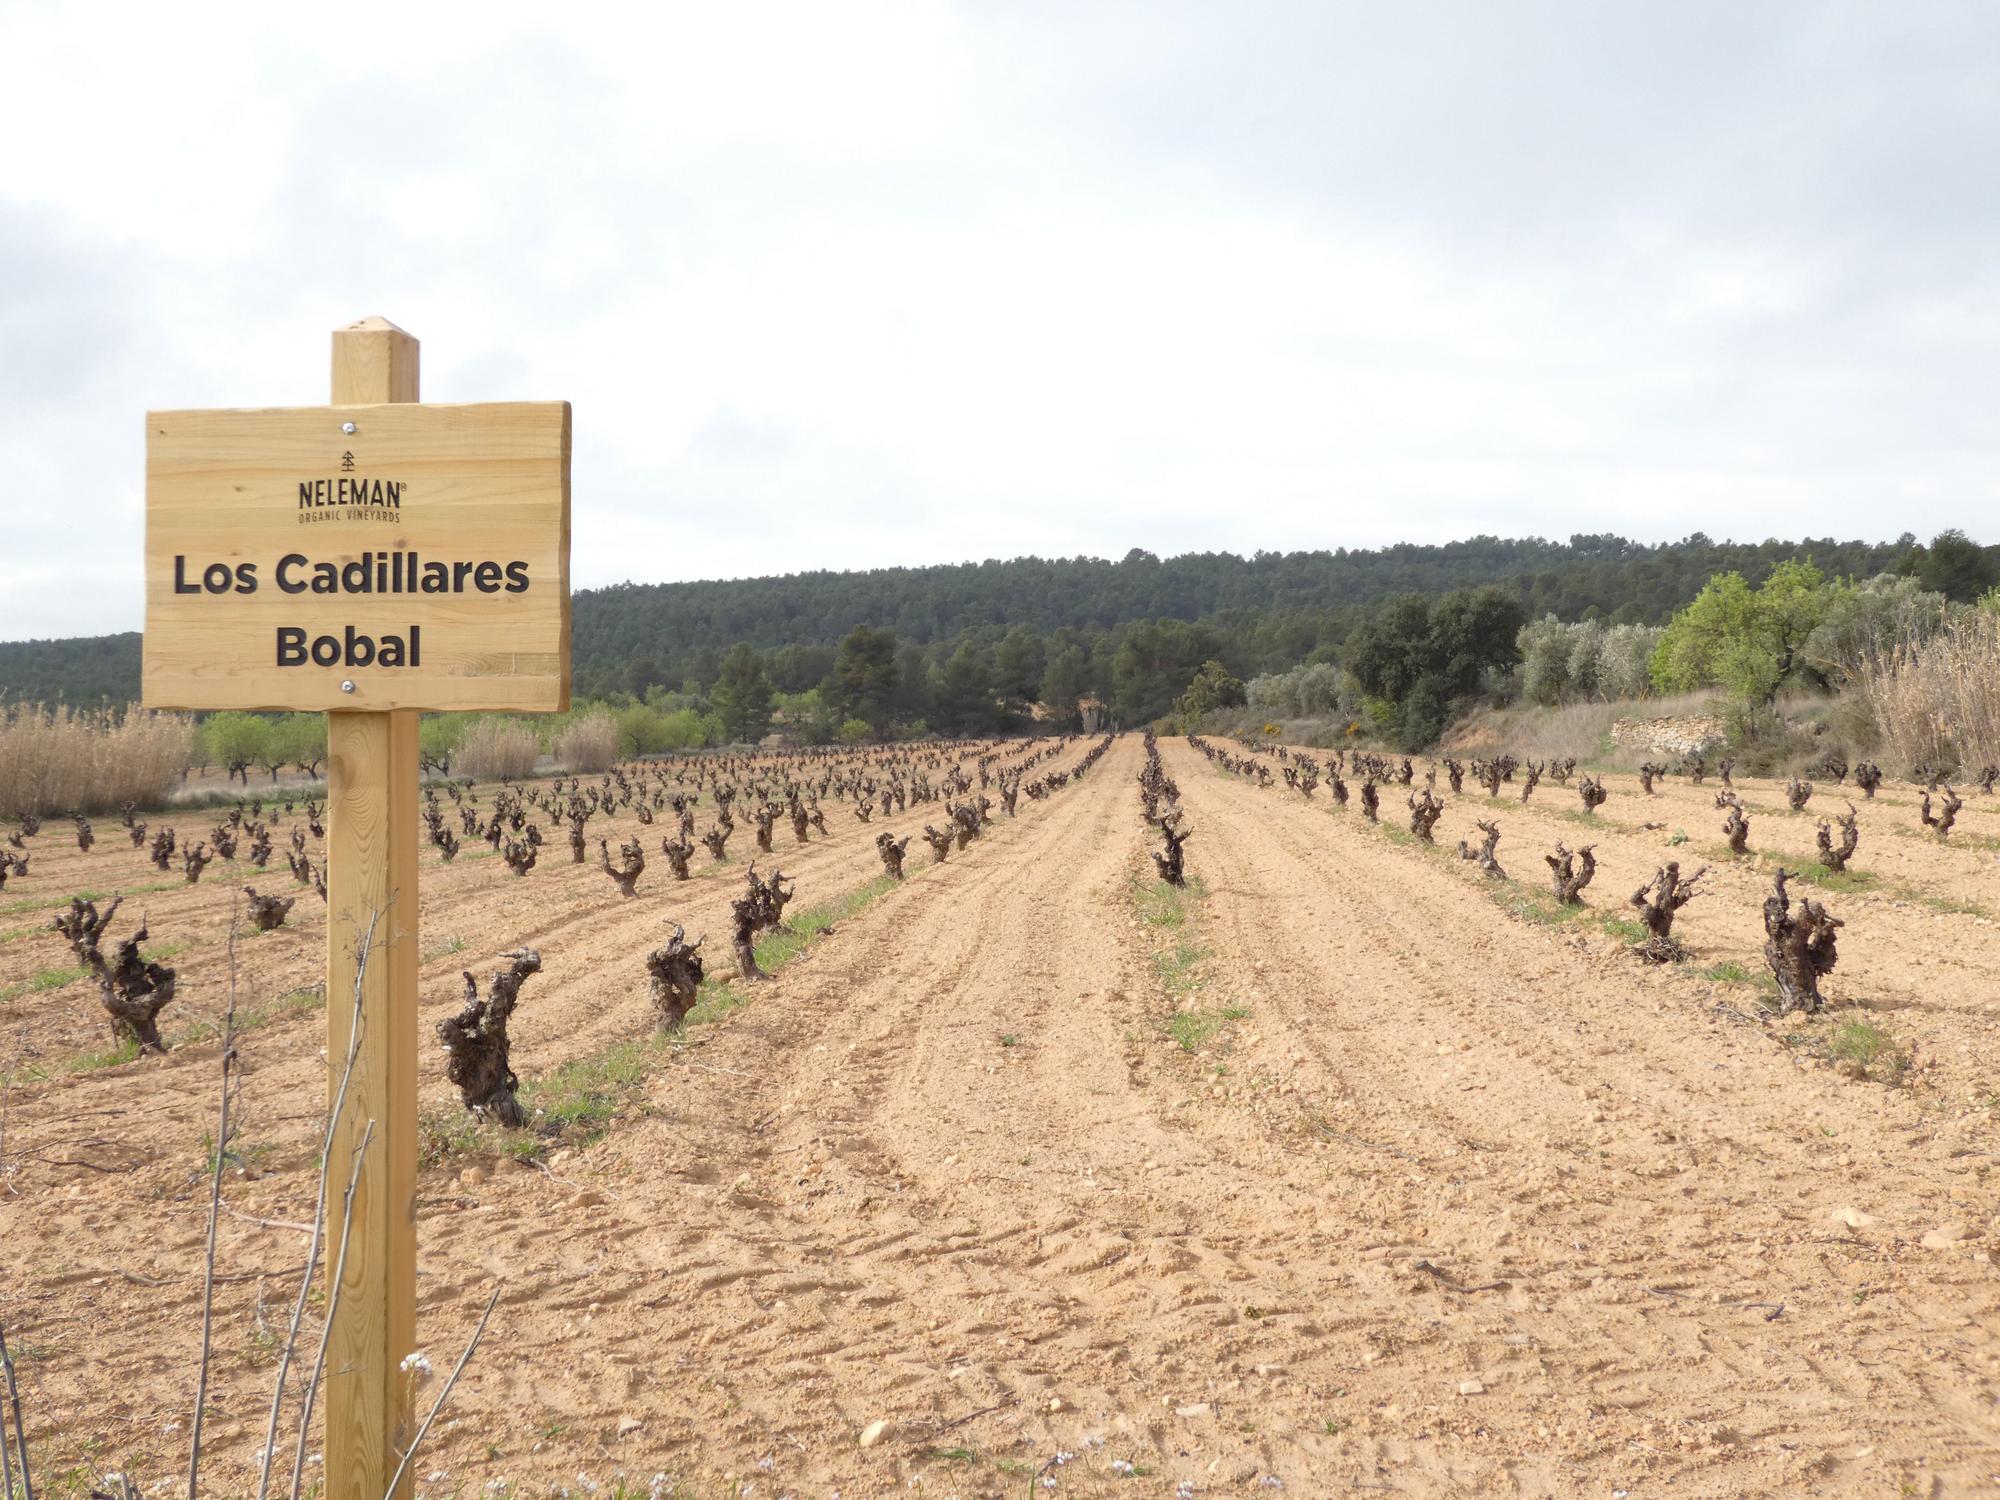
1762;869;1842;1014
437;948;542;1127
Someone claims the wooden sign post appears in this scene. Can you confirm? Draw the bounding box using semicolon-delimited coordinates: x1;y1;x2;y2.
143;317;570;1500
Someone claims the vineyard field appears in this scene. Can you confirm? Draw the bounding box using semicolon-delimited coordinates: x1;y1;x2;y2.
1;736;1996;1498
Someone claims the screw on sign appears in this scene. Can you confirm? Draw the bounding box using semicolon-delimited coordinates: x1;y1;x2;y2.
142;317;570;1500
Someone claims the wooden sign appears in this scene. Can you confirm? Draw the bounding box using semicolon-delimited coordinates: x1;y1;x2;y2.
144;400;571;712
138;316;567;1500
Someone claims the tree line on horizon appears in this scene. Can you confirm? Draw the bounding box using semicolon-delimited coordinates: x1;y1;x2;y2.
2;530;1992;744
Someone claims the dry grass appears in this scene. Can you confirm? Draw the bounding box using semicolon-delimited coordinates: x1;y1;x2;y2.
1855;612;2000;777
1443;691;1720;767
0;704;197;818
455;718;541;780
553;710;619;773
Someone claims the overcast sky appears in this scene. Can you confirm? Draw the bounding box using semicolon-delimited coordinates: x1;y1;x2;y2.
2;1;1995;640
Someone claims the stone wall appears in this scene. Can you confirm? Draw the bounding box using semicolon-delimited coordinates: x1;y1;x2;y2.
1609;715;1726;759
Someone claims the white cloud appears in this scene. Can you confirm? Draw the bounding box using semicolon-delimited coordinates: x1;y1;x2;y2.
2;0;1995;639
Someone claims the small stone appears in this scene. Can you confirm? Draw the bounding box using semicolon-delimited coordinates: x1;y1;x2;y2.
1174;1402;1213;1419
1457;1379;1486;1396
1830;1206;1872;1230
1920;1223;1968;1250
1046;1396;1066;1413
616;1415;641;1437
1253;1363;1285;1377
858;1419;891;1448
569;1189;607;1208
458;1166;486;1188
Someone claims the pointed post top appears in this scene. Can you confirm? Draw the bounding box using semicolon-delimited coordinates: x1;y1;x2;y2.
332;318;419;404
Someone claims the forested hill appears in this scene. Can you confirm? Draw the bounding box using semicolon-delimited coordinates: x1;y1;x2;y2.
0;532;1919;706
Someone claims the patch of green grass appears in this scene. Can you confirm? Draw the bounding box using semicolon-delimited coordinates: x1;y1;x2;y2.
172;985;321;1046
424;869;901;1164
1823;1018;1912;1085
1699;960;1781;997
1168;1009;1221;1052
70;1036;142;1072
1137;875;1244;1054
1598;916;1650;945
1135;873;1207;930
1000;1032;1021;1047
7;880;184;917
417;1108;487;1169
23;964;87;1000
1491;883;1591;929
1;890;102;917
753;875;896;972
421;932;467;962
684;980;752;1026
1790;863;1879;894
198;1131;274;1175
520;1036;662;1146
1135;876;1210;1002
1548;806;1612;827
1898;886;1991;918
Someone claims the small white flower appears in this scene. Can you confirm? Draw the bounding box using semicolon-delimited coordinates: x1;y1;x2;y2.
1054;1451;1075;1465
1112;1459;1135;1476
400;1350;434;1380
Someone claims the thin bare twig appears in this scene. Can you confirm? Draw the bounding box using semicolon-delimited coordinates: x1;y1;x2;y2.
111;1267;302;1288
221;1205;316;1236
378;1284;503;1500
257;908;380;1500
926;1397;1017;1436
0;1321;33;1500
1411;1258;1507;1294
0;1330;16;1500
189;898;245;1500
288;1117;374;1500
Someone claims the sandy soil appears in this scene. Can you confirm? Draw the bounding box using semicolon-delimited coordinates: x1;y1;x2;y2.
1;736;1995;1499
